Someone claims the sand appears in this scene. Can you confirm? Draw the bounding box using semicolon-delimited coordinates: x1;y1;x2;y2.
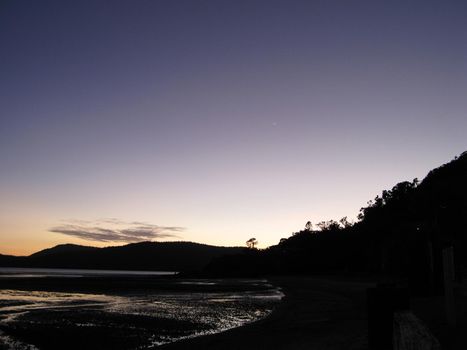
160;276;376;350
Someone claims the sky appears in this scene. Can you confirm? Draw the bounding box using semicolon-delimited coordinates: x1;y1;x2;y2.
1;0;467;255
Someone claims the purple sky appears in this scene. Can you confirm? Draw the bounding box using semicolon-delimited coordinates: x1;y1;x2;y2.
1;0;466;255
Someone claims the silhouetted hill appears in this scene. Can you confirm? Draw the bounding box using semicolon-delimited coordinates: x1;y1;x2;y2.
206;151;467;291
0;242;244;272
30;244;99;258
0;254;25;266
3;152;466;283
354;151;467;278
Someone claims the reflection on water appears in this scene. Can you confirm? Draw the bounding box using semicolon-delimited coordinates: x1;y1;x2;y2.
0;278;283;349
0;267;177;278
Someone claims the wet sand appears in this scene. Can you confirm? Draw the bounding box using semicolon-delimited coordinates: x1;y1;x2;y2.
0;275;281;350
161;276;376;350
0;274;376;350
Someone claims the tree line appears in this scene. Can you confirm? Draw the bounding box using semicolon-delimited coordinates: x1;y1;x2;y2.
206;152;467;295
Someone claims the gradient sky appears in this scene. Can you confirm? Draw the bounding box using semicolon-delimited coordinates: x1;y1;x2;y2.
1;0;467;255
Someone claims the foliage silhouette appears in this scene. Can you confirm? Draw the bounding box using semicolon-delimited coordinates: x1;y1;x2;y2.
204;151;467;293
2;152;466;291
246;238;258;249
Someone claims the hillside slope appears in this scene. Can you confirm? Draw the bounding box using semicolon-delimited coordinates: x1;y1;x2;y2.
0;241;244;272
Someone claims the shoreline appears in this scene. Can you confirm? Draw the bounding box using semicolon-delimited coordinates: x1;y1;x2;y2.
160;276;375;350
0;274;377;350
0;275;280;350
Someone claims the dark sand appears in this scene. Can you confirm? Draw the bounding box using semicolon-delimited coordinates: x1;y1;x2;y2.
4;273;466;349
0;275;375;350
0;276;279;350
410;281;467;350
161;276;467;350
161;276;375;350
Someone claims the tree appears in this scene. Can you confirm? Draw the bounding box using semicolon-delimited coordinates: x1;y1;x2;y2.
305;221;313;231
246;238;258;249
316;220;341;232
339;216;353;228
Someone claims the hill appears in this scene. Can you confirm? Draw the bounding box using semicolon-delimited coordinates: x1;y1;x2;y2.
0;241;244;272
29;243;99;258
0;254;25;267
206;151;467;291
2;151;466;281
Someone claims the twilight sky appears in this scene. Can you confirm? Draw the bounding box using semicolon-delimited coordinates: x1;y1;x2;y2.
1;0;466;255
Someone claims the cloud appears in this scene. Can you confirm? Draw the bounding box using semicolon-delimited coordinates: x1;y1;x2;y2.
49;219;184;243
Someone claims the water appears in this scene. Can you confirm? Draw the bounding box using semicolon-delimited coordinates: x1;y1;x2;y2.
0;268;283;349
0;267;177;278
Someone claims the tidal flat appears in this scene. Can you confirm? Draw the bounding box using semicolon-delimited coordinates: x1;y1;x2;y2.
0;270;283;350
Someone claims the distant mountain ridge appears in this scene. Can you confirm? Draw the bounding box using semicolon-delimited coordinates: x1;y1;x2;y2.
30;244;99;258
3;152;466;278
0;241;244;272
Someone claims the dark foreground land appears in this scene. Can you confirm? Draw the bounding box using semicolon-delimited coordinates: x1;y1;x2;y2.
0;274;375;350
0;274;278;350
4;274;467;350
163;275;467;350
162;276;374;350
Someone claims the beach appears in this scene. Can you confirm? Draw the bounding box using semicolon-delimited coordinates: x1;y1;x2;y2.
0;271;282;350
5;271;462;350
161;276;375;350
0;271;375;350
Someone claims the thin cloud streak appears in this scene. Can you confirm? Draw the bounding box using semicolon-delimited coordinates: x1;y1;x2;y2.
49;219;184;243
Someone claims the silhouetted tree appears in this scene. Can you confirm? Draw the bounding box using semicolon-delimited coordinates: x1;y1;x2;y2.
246;238;258;249
317;220;341;231
339;216;353;228
204;152;467;284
